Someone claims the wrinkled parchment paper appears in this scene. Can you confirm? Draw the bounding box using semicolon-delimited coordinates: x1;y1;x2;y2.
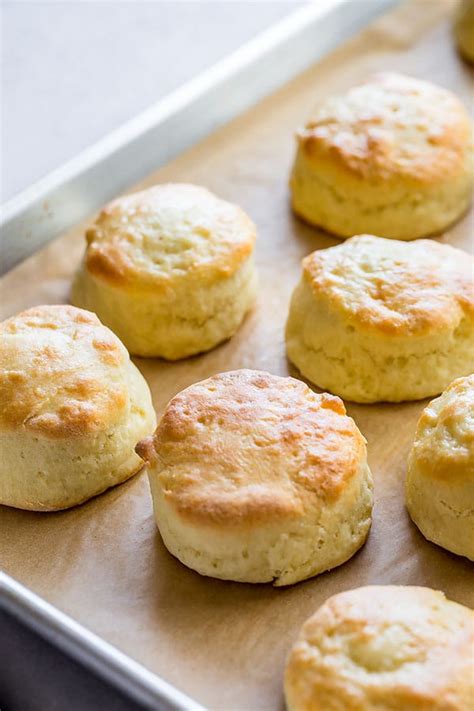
1;1;473;708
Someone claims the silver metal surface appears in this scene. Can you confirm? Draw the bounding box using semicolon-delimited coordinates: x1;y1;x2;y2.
0;0;398;274
0;2;399;708
0;573;206;711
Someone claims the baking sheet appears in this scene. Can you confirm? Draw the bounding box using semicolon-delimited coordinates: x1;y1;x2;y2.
1;1;473;709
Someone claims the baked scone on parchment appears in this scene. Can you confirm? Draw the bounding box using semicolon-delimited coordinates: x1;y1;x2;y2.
286;235;474;403
290;73;474;240
0;305;156;511
136;369;373;586
285;586;474;711
406;375;474;560
72;183;257;359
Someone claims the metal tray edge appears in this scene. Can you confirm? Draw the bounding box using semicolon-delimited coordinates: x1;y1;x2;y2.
0;0;398;274
0;572;206;711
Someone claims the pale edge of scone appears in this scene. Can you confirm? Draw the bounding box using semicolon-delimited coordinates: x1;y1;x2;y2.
137;369;373;586
284;585;474;711
406;375;474;560
290;146;474;241
148;458;372;587
72;254;257;360
71;183;258;359
286;236;474;403
0;306;156;511
290;73;474;240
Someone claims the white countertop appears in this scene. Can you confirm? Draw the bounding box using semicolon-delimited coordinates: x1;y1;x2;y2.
2;1;304;203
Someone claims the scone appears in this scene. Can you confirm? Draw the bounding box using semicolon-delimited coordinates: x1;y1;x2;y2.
0;305;156;511
406;375;474;560
290;72;474;240
455;0;474;62
284;586;474;711
71;183;257;359
286;235;474;403
136;369;373;586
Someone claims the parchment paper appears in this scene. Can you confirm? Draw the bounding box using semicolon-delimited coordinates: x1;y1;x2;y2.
1;2;473;709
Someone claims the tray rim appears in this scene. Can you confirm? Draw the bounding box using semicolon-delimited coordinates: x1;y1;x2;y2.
0;572;206;711
0;1;401;708
0;0;398;274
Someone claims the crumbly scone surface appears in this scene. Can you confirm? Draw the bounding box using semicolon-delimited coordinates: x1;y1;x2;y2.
303;235;474;336
412;375;474;481
147;369;366;526
298;73;473;181
0;305;129;437
285;585;474;711
84;183;256;288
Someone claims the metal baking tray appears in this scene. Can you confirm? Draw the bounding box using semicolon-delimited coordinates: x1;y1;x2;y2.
0;1;399;708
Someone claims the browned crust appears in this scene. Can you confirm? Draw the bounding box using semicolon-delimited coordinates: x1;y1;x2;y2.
302;236;474;337
297;73;473;183
285;585;474;711
82;183;256;290
140;370;367;527
0;304;129;438
412;375;474;482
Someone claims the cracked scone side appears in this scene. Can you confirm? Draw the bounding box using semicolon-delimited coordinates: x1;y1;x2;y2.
72;183;257;359
136;369;373;586
73;253;257;360
284;586;474;711
406;375;474;560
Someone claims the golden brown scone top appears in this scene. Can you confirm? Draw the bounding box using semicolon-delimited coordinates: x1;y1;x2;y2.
411;375;474;483
0;305;130;438
285;585;474;711
83;183;256;290
297;72;473;181
137;369;366;527
303;235;474;336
